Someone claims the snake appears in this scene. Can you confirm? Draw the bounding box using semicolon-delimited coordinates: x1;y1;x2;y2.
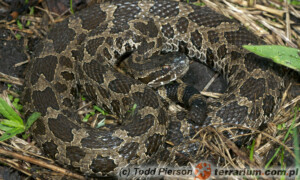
22;0;287;176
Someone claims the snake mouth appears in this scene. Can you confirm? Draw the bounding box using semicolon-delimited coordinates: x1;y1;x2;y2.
146;57;190;88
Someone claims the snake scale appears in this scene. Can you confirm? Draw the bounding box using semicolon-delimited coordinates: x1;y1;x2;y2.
22;0;287;176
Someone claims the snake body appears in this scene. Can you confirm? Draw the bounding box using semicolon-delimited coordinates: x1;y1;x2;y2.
23;0;285;176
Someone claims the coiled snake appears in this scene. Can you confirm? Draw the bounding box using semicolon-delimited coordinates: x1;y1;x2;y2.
23;0;286;176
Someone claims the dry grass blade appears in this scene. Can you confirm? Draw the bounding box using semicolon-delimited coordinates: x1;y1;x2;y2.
0;148;85;180
0;72;24;86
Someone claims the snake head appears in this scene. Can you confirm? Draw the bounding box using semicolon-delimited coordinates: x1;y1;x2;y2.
120;52;190;88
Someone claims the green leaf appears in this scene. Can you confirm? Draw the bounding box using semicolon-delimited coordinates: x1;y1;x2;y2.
8;95;13;101
13;98;23;111
291;0;300;5
16;20;23;30
83;111;95;122
25;112;41;131
243;45;300;72
0;128;24;141
96;119;106;128
0;119;23;128
70;0;74;14
15;34;21;40
0;123;14;131
249;139;255;161
94;106;107;115
292;108;300;173
0;98;23;124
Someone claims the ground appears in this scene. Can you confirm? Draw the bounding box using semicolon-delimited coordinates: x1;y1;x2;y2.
0;0;299;179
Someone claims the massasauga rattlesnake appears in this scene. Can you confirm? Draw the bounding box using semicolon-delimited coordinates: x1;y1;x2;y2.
22;0;290;176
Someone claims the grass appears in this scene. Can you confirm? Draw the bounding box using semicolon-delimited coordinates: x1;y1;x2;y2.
0;97;40;141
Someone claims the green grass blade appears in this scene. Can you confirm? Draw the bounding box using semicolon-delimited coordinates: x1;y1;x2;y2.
0;123;14;131
0;98;23;124
265;107;299;169
93;106;107;115
243;45;300;72
0;119;23;128
0;128;24;141
249;139;255;161
292;108;299;179
25;112;41;131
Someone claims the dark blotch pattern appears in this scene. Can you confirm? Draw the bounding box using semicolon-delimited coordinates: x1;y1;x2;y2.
103;47;112;60
32;87;59;115
137;39;155;54
77;6;106;30
48;114;79;142
76;33;87;44
54;82;67;93
206;48;215;67
267;75;278;90
108;74;137;94
224;27;260;47
86;37;105;56
188;6;233;28
66;146;86;163
216;101;248;123
231;51;242;60
190;30;203;50
235;70;246;80
157;108;168;125
111;100;121;117
85;83;97;100
244;53;269;72
166;121;184;146
34;41;44;57
118;142;139;161
161;24;174;38
48;20;75;53
97;86;110;99
134;19;158;37
105;37;113;46
81;131;123;148
22;88;31;105
263;95;275;116
31;56;58;85
90;156;117;174
207;31;219;43
132;88;159;109
217;45;227;59
83;60;106;84
123;114;155;136
88;24;108;37
116;37;124;49
240;78;265;101
59;56;73;68
32;118;46;136
145;134;163;156
42;141;58;159
61;72;75;81
111;1;140;33
71;48;84;61
122;97;132;107
228;65;239;77
149;1;179;18
176;17;189;34
62;98;72;108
